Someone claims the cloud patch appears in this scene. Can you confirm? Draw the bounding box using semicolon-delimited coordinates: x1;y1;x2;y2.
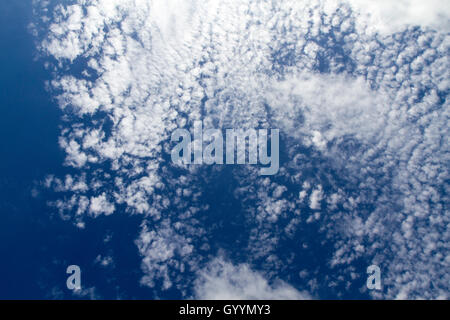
194;258;311;300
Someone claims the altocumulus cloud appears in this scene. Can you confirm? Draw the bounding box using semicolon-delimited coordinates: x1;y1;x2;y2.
33;0;449;299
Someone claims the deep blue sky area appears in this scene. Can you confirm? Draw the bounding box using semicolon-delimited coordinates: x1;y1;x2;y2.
0;0;72;299
0;0;58;298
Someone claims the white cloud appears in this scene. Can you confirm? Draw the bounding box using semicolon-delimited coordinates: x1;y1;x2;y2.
194;258;311;300
89;193;115;217
309;185;323;210
36;0;449;299
347;0;450;34
266;72;388;146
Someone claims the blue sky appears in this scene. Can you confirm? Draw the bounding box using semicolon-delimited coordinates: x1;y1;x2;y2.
0;0;448;300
